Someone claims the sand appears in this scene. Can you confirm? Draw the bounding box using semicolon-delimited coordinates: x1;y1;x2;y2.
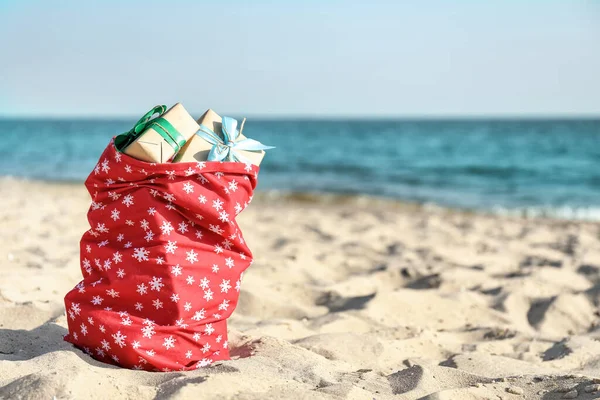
1;177;600;399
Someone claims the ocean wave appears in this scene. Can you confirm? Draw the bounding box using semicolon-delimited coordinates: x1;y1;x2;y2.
490;205;600;221
255;189;600;222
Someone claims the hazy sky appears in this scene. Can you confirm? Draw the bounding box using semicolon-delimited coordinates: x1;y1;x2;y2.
1;0;599;117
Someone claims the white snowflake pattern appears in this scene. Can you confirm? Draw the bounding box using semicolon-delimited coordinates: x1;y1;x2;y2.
134;302;143;311
220;279;231;293
182;182;194;194
144;231;155;242
100;159;110;173
91;295;103;305
191;309;206;321
209;224;224;235
186;275;195;285
164;241;178;254
136;283;148;295
71;303;81;315
164;193;176;202
198;195;207;204
218;299;230;311
201;343;211;353
132;247;149;262
234;202;243;214
111;209;120;221
141;325;156;339
197;358;212;368
108;191;120;201
160;221;174;236
178;221;189;234
112;331;127;348
116;268;125;278
225;257;234;268
218;211;229;223
212;199;224;211
199;277;210;290
170;293;180;302
112;251;123;264
184;302;192;312
186;249;198;264
171;264;182;276
152;298;163;309
149;276;164;291
122;194;134;207
163;336;176;350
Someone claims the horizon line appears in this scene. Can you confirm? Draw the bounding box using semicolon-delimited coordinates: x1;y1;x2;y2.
1;113;600;121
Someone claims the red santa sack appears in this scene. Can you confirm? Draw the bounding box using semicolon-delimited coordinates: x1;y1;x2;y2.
63;136;258;371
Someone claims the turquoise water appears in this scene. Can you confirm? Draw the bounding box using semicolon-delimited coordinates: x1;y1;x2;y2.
1;118;599;219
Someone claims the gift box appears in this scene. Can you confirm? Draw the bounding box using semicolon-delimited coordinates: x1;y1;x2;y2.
117;103;199;163
173;109;273;166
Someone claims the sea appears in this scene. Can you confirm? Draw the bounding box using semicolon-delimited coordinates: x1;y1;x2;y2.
1;118;599;220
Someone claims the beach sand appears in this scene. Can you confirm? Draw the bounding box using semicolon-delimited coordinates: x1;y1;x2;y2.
1;177;600;399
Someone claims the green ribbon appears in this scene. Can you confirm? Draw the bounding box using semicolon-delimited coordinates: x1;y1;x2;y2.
115;105;186;154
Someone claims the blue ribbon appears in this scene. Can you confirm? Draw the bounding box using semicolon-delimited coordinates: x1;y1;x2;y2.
195;116;275;163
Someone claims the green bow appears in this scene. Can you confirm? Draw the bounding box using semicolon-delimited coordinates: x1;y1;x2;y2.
115;105;186;154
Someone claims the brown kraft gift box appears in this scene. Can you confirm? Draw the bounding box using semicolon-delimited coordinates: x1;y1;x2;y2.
173;109;266;166
123;103;199;163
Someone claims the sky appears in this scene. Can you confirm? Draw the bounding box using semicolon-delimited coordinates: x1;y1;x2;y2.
0;0;599;118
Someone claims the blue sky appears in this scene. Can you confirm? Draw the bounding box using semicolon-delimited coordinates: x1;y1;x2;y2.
0;0;599;117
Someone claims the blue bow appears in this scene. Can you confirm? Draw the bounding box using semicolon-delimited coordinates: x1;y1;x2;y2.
195;116;275;163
